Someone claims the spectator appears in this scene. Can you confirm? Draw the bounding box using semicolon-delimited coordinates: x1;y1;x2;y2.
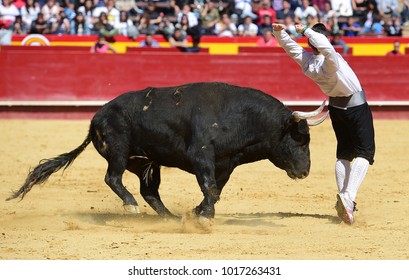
234;0;258;20
92;0;108;19
272;0;285;16
294;0;318;24
105;0;120;28
11;15;29;34
29;12;49;33
326;12;340;33
64;3;76;25
306;13;319;26
116;10;134;37
366;13;385;35
330;32;351;54
287;0;300;10
77;0;94;30
75;0;87;9
41;0;60;22
321;1;337;24
50;10;70;34
401;0;409;22
156;15;175;36
90;33;116;53
283;13;299;38
352;0;368;24
377;0;398;18
93;11;118;36
238;15;259;36
94;0;105;8
341;16;362;36
0;19;12;45
199;0;220;35
311;0;327;15
214;12;238;37
257;27;278;45
384;13;402;36
165;27;189;49
13;0;26;10
256;0;277;25
138;12;155;35
146;1;163;28
20;0;40;27
386;40;404;55
259;14;273;33
331;0;353;22
71;11;90;34
230;13;239;27
276;0;295;23
139;33;160;47
362;0;380;32
162;0;180;23
177;3;198;28
178;13;189;36
184;22;202;53
187;0;202;20
0;0;20;28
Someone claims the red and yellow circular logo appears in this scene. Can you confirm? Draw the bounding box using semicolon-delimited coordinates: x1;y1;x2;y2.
21;35;51;46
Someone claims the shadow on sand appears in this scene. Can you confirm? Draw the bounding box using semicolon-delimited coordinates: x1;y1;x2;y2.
72;210;341;230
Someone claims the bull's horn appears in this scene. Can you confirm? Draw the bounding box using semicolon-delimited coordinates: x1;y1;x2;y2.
292;100;326;122
307;111;329;126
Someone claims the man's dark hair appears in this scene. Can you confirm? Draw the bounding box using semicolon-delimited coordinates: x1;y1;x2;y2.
312;23;330;37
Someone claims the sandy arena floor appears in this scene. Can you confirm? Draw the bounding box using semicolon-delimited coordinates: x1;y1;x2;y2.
0;119;408;260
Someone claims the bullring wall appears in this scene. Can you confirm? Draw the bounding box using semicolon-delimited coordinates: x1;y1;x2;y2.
1;47;409;119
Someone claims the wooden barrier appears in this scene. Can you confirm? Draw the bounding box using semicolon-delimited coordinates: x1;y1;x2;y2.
0;45;90;52
1;48;408;118
238;46;352;55
126;46;210;53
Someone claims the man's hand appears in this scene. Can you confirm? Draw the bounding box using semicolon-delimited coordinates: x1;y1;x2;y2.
272;23;285;31
295;24;307;34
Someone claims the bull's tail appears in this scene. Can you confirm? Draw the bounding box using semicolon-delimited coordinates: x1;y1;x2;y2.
6;132;92;201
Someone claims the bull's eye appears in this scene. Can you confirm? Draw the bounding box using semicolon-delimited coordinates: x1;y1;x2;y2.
290;128;309;145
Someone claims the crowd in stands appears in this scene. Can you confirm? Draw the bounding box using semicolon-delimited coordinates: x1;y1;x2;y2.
1;0;408;43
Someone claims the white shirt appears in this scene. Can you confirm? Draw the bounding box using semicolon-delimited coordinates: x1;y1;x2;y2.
294;6;318;23
273;28;362;97
177;11;199;28
20;5;40;26
0;3;20;22
331;0;353;17
376;0;398;14
214;22;237;37
235;0;253;15
238;22;259;36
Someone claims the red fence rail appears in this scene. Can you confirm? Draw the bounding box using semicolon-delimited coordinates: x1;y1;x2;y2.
1;47;408;118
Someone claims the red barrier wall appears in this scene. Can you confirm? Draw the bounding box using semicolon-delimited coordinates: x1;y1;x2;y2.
1;48;409;118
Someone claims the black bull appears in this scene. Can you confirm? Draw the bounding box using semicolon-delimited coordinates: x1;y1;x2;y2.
7;82;327;220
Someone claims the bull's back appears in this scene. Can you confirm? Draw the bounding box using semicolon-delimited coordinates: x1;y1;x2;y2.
91;82;289;168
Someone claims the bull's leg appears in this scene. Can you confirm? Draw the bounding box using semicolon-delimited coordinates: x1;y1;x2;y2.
127;159;175;218
190;150;218;219
194;168;231;216
105;163;140;213
90;117;139;213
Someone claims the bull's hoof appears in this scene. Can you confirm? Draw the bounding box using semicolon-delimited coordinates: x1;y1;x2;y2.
181;210;214;233
123;204;140;214
197;216;214;233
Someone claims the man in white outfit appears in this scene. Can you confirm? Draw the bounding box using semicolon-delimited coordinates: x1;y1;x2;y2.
272;22;375;225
